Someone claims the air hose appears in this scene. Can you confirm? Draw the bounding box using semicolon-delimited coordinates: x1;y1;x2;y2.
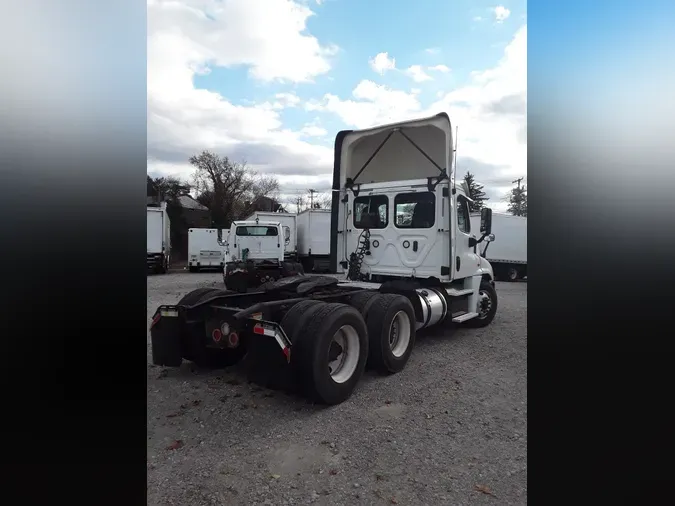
347;229;371;281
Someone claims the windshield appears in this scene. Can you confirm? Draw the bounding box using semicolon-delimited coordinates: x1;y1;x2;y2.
235;226;278;236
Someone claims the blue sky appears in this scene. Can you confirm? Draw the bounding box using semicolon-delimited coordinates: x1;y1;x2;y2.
148;0;528;209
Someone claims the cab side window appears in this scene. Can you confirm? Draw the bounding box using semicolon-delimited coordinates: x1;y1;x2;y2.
457;196;471;234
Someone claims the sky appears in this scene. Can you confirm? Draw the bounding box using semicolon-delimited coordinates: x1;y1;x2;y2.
147;0;527;212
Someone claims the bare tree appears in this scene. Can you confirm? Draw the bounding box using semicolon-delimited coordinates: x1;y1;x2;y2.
189;151;280;227
313;193;332;210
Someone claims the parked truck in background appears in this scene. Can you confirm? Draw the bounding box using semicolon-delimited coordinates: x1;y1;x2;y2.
470;212;526;281
188;228;226;272
245;212;297;262
151;113;498;406
221;219;304;292
147;202;171;274
296;208;331;272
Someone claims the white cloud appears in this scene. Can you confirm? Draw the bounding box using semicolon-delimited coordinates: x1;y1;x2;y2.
429;64;451;73
148;0;335;187
308;25;527;209
369;52;397;75
473;16;483;22
425;47;441;54
405;65;433;82
493;6;511;23
149;0;338;83
271;92;302;110
299;118;328;137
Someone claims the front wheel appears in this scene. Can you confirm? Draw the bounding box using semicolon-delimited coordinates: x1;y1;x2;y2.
464;281;498;328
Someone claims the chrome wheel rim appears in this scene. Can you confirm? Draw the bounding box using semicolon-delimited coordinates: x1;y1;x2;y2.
389;311;411;358
476;291;492;319
328;325;360;383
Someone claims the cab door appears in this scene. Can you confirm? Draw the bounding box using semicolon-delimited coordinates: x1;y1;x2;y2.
453;195;482;280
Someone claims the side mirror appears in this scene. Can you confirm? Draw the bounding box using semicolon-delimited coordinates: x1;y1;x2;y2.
485;233;495;242
480;207;493;235
283;226;291;243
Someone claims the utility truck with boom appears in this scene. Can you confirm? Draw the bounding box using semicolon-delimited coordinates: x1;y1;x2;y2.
150;113;498;405
221;218;304;292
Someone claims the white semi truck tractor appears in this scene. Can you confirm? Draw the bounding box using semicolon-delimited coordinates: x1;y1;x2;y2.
150;113;497;405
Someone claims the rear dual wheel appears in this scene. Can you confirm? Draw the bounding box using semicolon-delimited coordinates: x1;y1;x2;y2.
283;301;368;405
360;294;416;374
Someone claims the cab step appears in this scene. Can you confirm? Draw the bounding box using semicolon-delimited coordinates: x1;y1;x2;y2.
452;311;479;323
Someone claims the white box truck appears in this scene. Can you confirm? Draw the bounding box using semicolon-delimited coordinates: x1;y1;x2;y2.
245;212;297;261
471;212;526;281
147;203;171;274
188;228;226;272
296;208;331;272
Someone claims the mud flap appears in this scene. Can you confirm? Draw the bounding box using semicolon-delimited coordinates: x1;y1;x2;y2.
150;310;183;367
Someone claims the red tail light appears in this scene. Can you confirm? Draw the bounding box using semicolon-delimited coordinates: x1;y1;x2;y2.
212;328;222;342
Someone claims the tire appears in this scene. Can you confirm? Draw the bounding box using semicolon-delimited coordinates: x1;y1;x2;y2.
280;299;325;378
506;266;519;282
348;291;380;319
463;281;498;328
364;294;416;374
189;266;198;273
281;261;304;277
296;303;368;405
178;287;221;306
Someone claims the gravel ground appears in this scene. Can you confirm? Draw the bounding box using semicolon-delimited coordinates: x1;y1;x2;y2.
147;272;527;505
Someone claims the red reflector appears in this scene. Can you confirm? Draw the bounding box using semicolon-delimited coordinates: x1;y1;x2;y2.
228;332;239;346
212;329;222;342
282;347;291;362
150;314;161;329
253;325;265;335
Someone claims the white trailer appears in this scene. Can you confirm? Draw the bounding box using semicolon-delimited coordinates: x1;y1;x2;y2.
188;228;226;272
471;212;526;281
296;209;331;272
245;212;297;261
147;202;171;274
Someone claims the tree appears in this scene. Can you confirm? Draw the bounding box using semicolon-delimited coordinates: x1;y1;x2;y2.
313;193;332;210
462;171;489;212
189;151;280;227
507;185;528;217
152;175;191;201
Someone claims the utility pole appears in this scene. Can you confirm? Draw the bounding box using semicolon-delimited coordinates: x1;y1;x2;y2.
512;177;524;190
308;188;317;209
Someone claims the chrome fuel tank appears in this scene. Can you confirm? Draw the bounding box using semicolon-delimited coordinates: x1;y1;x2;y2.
415;287;448;329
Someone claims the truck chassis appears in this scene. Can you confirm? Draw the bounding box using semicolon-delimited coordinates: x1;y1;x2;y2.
151;274;497;405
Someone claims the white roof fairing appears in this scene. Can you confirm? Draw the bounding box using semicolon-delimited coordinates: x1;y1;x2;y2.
338;113;453;188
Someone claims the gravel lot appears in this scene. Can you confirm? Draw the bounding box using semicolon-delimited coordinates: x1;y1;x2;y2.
147;272;527;505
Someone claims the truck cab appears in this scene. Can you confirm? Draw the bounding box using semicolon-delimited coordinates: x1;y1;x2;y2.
331;113;494;288
222;219;301;291
227;220;288;263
